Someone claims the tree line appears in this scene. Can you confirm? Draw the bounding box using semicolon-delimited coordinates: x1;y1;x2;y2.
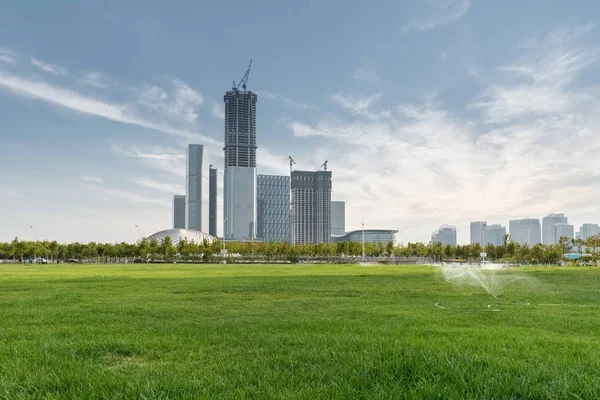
1;234;599;264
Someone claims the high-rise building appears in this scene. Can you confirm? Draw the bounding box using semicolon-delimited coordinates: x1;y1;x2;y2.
173;195;185;229
209;165;218;237
509;219;541;246
542;213;568;245
256;174;290;242
185;144;209;232
555;223;574;242
470;221;487;246
223;88;257;239
431;225;456;247
580;223;600;241
291;170;332;244
484;224;506;247
331;201;346;236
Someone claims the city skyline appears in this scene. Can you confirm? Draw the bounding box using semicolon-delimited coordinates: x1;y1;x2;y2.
2;1;600;244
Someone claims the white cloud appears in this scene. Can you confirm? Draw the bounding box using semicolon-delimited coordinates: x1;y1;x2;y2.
0;70;219;145
81;176;104;184
136;78;204;124
78;71;108;88
350;67;379;83
402;0;472;32
211;102;224;120
83;183;170;207
130;177;182;194
288;25;600;242
30;57;67;75
259;91;317;110
0;47;18;65
110;144;186;177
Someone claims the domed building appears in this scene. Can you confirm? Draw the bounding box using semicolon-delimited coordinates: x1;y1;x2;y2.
146;229;216;246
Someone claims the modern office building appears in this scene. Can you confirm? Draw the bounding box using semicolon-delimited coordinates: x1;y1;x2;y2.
331;201;346;236
580;223;600;241
185;144;209;232
223;87;258;240
291;170;332;244
542;213;568;245
484;224;506;247
257;174;290;242
470;221;487;246
209;165;218;237
173;195;186;229
332;229;397;244
555;223;574;242
431;225;457;247
509;219;541;246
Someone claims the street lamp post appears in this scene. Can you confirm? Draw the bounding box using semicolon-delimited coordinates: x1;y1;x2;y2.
362;220;365;258
222;218;228;251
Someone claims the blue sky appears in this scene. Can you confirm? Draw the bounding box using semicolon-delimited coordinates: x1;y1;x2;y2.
1;0;600;244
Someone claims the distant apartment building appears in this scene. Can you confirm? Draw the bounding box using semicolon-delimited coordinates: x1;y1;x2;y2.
470;221;487;246
555;223;574;242
542;214;570;245
257;174;290;243
209;166;218;237
580;223;600;241
331;201;346;236
509;219;541;246
291;170;332;245
484;224;506;247
431;225;457;247
173;195;185;229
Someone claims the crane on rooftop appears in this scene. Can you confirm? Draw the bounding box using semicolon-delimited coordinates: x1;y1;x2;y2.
289;156;296;175
232;59;253;91
320;160;328;171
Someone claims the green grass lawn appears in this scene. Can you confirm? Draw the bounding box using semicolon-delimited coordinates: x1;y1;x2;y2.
1;264;599;399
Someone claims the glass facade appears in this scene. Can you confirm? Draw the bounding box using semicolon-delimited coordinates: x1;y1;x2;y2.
332;229;397;244
257;174;290;242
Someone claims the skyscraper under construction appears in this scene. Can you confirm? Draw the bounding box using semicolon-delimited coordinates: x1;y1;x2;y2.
223;60;257;239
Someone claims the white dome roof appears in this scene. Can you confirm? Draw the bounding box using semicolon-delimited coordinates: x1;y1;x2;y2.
146;229;216;245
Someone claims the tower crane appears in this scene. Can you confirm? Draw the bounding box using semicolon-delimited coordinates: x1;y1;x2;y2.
289;156;296;175
232;59;253;91
320;160;328;171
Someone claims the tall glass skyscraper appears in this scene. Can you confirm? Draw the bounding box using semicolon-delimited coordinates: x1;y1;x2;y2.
223;89;257;239
186;144;209;232
209;165;217;237
257;174;290;242
173;195;185;229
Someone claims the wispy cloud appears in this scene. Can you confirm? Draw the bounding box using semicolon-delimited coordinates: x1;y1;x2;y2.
78;71;108;88
402;0;472;32
259;91;317;110
0;47;18;65
288;25;600;241
130;177;181;194
83;183;170;207
350;67;379;83
81;176;104;184
110;144;186;177
0;69;219;145
211;102;224;120
30;57;67;75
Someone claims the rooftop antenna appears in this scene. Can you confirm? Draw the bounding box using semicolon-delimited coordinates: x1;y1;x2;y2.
289;156;296;175
320;160;328;171
232;59;253;91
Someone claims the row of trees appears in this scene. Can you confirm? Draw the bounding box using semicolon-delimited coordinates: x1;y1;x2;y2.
1;234;599;264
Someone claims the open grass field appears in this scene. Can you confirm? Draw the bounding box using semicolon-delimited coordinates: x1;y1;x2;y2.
1;263;600;399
